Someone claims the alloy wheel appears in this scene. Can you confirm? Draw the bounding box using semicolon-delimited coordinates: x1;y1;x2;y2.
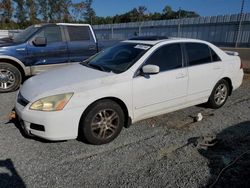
0;69;16;90
91;109;120;140
214;83;228;106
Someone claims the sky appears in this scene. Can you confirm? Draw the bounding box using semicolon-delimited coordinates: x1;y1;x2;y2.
79;0;250;17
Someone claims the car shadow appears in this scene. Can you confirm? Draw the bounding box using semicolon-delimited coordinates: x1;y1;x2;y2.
0;159;26;188
198;121;250;188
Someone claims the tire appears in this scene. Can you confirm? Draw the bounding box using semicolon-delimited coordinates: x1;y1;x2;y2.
79;99;125;145
0;62;22;93
207;79;230;109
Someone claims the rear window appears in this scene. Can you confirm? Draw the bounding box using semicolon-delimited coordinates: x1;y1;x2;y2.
211;48;221;62
67;26;91;41
186;43;212;66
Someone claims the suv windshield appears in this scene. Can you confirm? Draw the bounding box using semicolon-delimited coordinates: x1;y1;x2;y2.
13;25;40;43
82;43;151;73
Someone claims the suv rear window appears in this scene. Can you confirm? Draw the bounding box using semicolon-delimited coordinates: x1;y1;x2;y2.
67;26;91;41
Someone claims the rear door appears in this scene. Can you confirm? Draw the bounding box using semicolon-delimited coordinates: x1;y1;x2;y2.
65;25;97;62
185;42;223;102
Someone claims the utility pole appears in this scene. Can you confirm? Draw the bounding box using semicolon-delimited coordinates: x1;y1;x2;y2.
178;7;181;37
139;21;143;36
111;26;114;39
235;0;245;48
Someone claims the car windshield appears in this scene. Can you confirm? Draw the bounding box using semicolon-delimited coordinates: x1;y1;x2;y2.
13;25;40;43
82;43;151;74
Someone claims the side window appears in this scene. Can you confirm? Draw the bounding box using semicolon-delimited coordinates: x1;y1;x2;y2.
210;48;221;62
67;26;91;41
36;26;62;44
186;43;212;66
145;43;183;72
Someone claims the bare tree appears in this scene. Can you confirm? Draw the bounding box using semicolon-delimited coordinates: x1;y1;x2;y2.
37;0;48;22
13;0;27;25
0;0;13;23
137;6;147;21
26;0;38;23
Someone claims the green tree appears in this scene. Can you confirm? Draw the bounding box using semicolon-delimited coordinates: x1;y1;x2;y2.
162;5;175;19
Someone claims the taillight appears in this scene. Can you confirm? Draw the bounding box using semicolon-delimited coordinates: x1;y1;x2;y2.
240;61;243;69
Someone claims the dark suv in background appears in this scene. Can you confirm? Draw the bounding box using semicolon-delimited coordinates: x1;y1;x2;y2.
0;23;99;92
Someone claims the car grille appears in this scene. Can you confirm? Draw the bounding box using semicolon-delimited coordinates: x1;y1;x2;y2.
17;92;30;107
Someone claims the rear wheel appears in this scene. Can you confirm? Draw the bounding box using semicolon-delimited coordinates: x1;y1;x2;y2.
0;62;22;93
79;99;125;145
207;79;230;109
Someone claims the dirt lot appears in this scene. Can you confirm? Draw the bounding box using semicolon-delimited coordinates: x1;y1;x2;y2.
0;76;250;188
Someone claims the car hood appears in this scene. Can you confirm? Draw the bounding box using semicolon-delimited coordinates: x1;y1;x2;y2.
0;37;18;47
20;64;115;101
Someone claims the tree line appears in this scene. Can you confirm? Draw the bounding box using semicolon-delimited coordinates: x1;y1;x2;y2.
0;0;199;29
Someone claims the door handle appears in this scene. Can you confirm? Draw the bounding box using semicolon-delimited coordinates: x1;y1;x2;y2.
213;66;222;70
89;46;96;50
58;47;67;52
176;73;186;79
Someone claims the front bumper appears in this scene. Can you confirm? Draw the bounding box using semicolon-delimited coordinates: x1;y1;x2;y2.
15;102;84;141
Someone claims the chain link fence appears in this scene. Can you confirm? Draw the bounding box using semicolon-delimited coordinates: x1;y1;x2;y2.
93;13;250;47
0;13;249;47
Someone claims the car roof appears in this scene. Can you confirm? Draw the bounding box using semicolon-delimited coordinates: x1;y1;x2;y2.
56;23;91;27
124;37;208;46
33;23;91;27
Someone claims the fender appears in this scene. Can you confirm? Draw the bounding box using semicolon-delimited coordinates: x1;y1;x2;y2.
0;55;31;76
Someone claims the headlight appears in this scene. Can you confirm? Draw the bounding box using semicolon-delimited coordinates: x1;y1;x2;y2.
30;93;73;111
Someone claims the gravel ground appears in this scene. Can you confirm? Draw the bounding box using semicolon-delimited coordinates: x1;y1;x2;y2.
0;76;250;188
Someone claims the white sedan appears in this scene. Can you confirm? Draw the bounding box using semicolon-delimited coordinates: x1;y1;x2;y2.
15;37;244;145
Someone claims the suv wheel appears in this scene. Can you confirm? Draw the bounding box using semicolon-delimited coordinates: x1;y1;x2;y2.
0;62;22;93
79;99;125;145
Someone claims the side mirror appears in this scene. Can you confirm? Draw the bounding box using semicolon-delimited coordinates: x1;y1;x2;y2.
142;64;160;75
32;37;47;46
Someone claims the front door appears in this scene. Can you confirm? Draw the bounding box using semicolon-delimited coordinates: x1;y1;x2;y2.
133;43;188;121
26;25;69;74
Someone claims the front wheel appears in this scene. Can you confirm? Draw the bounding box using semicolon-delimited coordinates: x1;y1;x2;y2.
207;79;230;109
0;62;22;93
79;100;125;145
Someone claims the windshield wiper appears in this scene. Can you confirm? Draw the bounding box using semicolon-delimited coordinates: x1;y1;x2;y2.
81;61;89;67
81;61;110;72
89;64;106;72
